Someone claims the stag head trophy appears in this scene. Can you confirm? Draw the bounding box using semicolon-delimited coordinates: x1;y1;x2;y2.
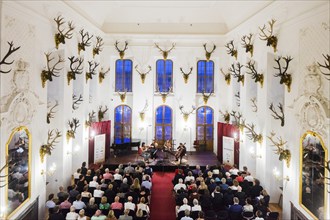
99;67;110;84
220;68;231;85
225;40;238;60
317;54;330;80
244;123;263;144
115;40;129;59
40;129;62;163
135;65;151;84
98;105;108;122
202;90;213;104
229;62;244;86
179;105;196;121
203;43;216;61
267;132;291;167
93;36;104;58
86;61;100;83
78;29;93;55
180;67;193;84
245;60;264;87
41;52;64;88
259;19;278;52
47;100;59;124
54;15;75;49
67;56;84;85
230;111;245;132
156;86;172;103
241;34;254;57
155;43;175;60
66;118;80;142
0;41;20;74
250;98;258;113
273;56;293;92
72;94;83;110
139;100;149;121
219;110;230;124
85;110;96;128
269;102;285;126
117;89;127;102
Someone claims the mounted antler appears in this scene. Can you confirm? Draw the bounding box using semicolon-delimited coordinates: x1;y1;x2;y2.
99;67;110;84
273;56;293;92
0;41;20;74
156;86;172;103
241;34;254;57
41;52;64;88
40;129;62;163
235;91;240;107
54;15;75;49
259;19;277;52
180;67;193;84
86;61;100;83
267;131;291;167
0;156;12;188
202;90;213;104
230;111;245;132
47;100;59;124
219;110;230;124
229;62;244;86
78;29;93;55
139;100;149;121
93;36;104;58
115;40;129;59
225;40;238;59
155;43;175;60
67;56;84;85
220;68;231;85
72;94;83;110
317;54;330;80
66;118;80;142
179;105;196;121
135;65;152;84
117;89;127;102
250;97;257;113
98;105;108;122
203;43;216;61
245;60;264;87
269;102;285;126
85;110;96;128
244;123;263;143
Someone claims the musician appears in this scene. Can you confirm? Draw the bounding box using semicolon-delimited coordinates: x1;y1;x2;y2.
140;142;151;163
149;140;158;160
164;140;172;151
175;143;187;162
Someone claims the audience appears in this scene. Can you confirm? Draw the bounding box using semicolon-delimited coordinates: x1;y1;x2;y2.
66;205;79;220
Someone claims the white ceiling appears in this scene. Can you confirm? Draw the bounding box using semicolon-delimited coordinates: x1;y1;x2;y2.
64;1;274;35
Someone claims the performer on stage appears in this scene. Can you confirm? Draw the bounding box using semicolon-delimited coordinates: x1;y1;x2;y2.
149;139;158;160
140;142;151;163
175;143;187;162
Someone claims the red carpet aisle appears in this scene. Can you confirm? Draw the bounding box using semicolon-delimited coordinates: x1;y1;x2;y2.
150;172;176;220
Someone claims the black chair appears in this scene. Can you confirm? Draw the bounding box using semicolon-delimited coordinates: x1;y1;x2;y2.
242;211;254;220
217;210;229;220
82;196;90;204
48;208;54;214
60;208;70;216
191;210;199;219
94;197;102;205
101;208;109;215
177;210;185;220
89;187;96;194
266;212;279;220
113;209;123;219
229;211;242;220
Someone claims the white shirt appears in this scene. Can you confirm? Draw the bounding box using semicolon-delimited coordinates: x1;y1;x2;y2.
184;176;195;183
46;200;56;208
73;200;86;210
191;205;202;212
181;217;193;220
124;201;136;211
73;172;80;179
66;212;79;220
89;181;99;188
229;168;239;175
137;203;150;213
174;183;186;192
141;181;152;190
93;189;104;198
114;173;123;180
179;204;191;212
244;175;254;182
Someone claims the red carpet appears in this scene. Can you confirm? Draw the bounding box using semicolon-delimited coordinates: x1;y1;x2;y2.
150;172;176;220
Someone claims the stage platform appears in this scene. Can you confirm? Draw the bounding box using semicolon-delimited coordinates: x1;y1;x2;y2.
104;151;220;172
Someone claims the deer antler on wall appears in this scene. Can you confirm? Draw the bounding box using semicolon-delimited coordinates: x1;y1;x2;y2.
250;97;258;113
78;29;93;55
220;68;231;85
67;56;84;85
241;33;254;57
219;110;230;124
229;62;244;86
180;67;193;84
98;105;108;122
66;118;80;142
54;15;75;49
245;60;264;87
40;129;62;163
267;132;291;167
273;56;293;92
86;60;100;83
230;111;245;132
115;40;129;59
85;110;96;128
269;102;285;126
135;64;151;84
317;54;330;80
117;89;127;102
72;94;83;110
179;105;196;121
99;67;110;84
244;123;263;144
202;90;213;104
139;100;149;121
47;100;59;124
235;91;240;107
225;40;238;59
155;43;176;60
259;19;277;52
0;41;20;74
156;86;172;103
203;43;216;61
41;52;64;88
93;36;104;58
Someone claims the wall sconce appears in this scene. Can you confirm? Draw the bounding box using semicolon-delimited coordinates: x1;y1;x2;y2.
273;167;290;181
41;163;57;176
249;147;262;158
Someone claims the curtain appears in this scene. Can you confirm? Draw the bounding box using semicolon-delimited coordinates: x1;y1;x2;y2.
88;120;111;164
217;122;240;166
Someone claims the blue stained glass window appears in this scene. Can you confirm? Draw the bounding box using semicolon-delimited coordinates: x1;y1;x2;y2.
196;106;214;144
197;60;214;93
156;60;173;92
114;105;132;144
155;105;172;144
116;59;132;92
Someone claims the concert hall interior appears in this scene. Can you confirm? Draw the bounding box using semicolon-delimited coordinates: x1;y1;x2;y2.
0;1;329;220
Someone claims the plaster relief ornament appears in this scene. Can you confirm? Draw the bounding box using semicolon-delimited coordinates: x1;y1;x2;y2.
0;59;43;129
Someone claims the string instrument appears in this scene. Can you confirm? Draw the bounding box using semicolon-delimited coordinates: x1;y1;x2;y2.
175;143;186;159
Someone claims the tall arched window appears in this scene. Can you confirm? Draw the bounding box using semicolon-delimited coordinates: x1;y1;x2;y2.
197;60;214;93
196;106;214;150
114;105;132;144
155;105;172;145
156;59;173;92
115;59;132;92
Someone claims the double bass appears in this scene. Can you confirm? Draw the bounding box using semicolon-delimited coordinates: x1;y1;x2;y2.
175;143;186;161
